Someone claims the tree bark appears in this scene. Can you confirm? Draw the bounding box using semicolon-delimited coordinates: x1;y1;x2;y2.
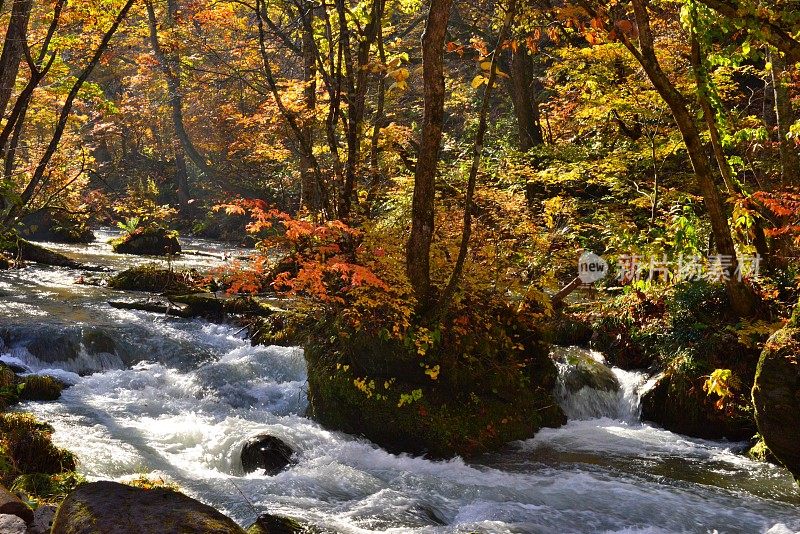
299;2;320;213
508;46;543;151
407;0;454;308
770;49;800;186
0;0;33;120
623;0;755;317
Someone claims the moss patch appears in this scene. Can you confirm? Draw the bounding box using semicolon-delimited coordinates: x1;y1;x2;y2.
19;375;64;401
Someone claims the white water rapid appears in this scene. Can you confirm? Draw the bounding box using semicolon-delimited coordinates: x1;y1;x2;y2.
1;232;799;533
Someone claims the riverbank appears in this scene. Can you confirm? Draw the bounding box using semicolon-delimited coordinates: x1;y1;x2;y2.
1;233;799;532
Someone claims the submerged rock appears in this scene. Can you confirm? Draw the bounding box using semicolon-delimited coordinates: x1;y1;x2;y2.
51;481;245;534
111;228;181;256
240;435;294;475
752;308;800;483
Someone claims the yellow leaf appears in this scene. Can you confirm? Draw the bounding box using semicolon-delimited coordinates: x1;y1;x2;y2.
471;75;486;89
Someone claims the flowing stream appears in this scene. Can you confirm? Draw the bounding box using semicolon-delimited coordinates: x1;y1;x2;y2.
1;231;799;533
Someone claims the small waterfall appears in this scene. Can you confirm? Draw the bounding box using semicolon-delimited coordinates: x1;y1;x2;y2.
551;346;647;422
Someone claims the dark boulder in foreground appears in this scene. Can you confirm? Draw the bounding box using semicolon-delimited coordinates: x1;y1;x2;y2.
51;481;245;534
240;435;294;475
0;485;33;524
246;513;306;534
112;228;181;256
752;307;800;484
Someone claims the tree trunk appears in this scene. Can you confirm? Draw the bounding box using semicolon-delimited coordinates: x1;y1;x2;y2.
508;47;543;151
0;0;33;120
624;0;755;317
406;0;453;308
146;0;210;191
299;3;320;213
770;49;800;186
2;0;135;228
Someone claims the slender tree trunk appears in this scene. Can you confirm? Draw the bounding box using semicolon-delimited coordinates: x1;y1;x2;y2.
438;0;516;315
623;0;755;317
2;0;135;227
299;3;320;213
770;49;800;186
146;0;211;192
508;46;543;151
690;34;737;193
0;0;33;120
338;0;384;219
407;0;454;308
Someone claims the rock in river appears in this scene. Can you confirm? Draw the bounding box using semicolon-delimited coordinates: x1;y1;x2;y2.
240;435;294;475
51;481;245;534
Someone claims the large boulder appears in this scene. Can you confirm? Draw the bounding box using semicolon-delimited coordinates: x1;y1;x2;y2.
641;371;755;440
240;435;294;475
51;481;246;534
112;228;181;256
752;308;800;483
0;514;26;534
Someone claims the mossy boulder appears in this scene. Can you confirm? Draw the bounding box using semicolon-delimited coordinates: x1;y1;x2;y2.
111;227;181;256
751;310;800;483
108;264;200;293
551;347;619;393
19;375;64;402
19;209;94;244
51;481;246;534
304;315;565;458
0;413;76;480
641;367;755;440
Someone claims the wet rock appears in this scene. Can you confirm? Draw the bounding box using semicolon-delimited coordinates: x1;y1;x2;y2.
246;513;306;534
112;228;181;256
0;485;33;524
0;514;26;534
551;347;619;393
641;372;755;441
108;264;199;293
19;375;64;401
51;481;245;534
752;308;800;483
240;435;294;475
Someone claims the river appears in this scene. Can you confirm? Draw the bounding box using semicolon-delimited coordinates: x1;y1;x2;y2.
1;230;799;533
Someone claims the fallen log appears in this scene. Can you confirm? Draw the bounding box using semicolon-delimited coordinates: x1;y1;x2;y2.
108;299;192;318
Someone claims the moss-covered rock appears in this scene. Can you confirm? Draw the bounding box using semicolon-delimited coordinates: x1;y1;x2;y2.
111;227;181;256
19;375;64;402
108;264;201;293
0;413;76;480
51;481;246;534
751;310;800;483
551;346;619;393
19;209;94;244
304;316;565;458
641;368;755;440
